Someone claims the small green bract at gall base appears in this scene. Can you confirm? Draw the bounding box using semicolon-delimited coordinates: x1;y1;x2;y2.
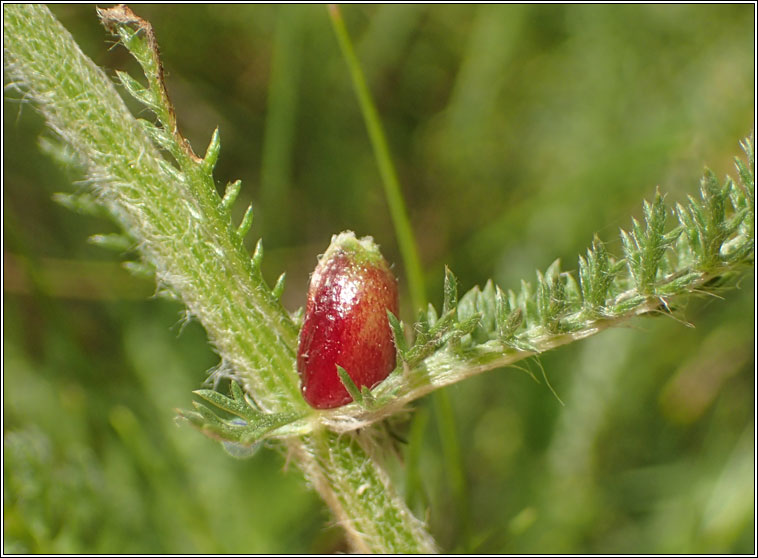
297;231;399;409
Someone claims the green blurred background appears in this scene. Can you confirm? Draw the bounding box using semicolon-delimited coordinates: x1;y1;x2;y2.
3;4;754;553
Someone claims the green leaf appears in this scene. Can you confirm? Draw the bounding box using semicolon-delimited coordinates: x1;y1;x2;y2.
272;272;286;300
52;192;105;218
121;260;155;279
536;260;569;332
221;180;242;212
579;236;616;316
237;204;255;240
183;383;309;446
425;303;439;329
252;238;264;269
387;310;409;358
621;189;678;295
337;365;366;408
115;70;158;111
202;127;221;175
475;280;498;337
442;266;458;314
88;233;134;252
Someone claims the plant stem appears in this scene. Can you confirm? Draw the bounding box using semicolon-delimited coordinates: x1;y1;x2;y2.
3;5;436;553
327;6;474;545
293;430;438;553
328;4;427;312
5;3;302;414
260;5;303;245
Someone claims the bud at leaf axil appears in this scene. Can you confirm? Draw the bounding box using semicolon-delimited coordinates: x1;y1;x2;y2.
297;231;399;409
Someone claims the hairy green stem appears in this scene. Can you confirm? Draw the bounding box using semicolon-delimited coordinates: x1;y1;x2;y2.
6;5;752;553
294;430;438;553
328;7;472;540
5;4;301;414
3;5;436;553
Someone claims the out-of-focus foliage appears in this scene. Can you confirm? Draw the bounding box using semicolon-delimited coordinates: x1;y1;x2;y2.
3;4;753;553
